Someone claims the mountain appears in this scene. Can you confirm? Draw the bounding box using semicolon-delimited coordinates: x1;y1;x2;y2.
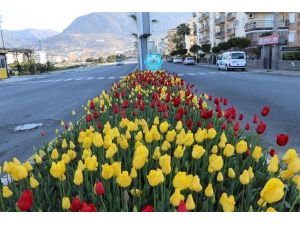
2;29;59;48
3;12;192;59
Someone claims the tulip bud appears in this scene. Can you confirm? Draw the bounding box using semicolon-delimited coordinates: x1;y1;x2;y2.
248;205;253;212
133;205;138;212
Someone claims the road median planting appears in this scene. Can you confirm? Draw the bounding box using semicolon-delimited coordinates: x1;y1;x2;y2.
0;70;299;212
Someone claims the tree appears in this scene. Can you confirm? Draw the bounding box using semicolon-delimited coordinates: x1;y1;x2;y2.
170;50;178;56
98;56;105;63
217;42;230;52
189;44;201;54
176;23;190;49
176;49;188;55
106;55;116;63
227;37;251;50
212;46;220;54
201;44;211;53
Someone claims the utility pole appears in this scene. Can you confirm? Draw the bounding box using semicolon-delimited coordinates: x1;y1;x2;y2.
272;12;280;70
137;13;151;70
0;15;5;49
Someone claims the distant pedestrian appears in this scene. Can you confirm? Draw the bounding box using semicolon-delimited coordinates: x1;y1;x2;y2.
17;63;21;75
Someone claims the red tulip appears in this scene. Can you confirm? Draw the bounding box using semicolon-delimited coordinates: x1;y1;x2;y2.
224;106;236;122
64;123;68;130
208;95;212;101
256;121;267;134
114;91;119;99
17;190;33;211
261;106;270;117
234;122;240;132
221;122;227;130
177;200;187;212
207;122;213;129
253;114;258;124
269;148;277;157
173;97;181;107
113;103;119;114
94;181;105;196
122;100;129;109
245;149;250;156
141;204;155;212
80;202;97;212
276;134;289;146
137;93;142;99
86;114;92;123
214;98;219;105
89;101;95;110
239;114;244;121
245;122;250;130
97;121;102;130
186;118;193;130
223;98;228;105
197;121;202;127
93;111;99;119
71;197;81;212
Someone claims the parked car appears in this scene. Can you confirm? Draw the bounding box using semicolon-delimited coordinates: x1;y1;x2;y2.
166;57;173;62
173;57;183;63
116;59;125;66
183;57;196;65
216;51;246;71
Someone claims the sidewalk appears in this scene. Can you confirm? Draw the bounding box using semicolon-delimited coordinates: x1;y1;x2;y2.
196;63;300;76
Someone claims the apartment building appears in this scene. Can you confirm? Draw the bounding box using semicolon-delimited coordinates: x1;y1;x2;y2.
185;18;197;51
164;28;177;55
287;12;300;47
197;12;247;47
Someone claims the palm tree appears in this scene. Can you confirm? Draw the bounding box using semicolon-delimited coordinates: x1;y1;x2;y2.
176;23;190;49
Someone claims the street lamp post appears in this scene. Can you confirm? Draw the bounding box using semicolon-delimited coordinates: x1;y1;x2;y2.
136;13;151;70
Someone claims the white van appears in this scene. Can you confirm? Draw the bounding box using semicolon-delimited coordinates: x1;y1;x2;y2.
216;51;246;71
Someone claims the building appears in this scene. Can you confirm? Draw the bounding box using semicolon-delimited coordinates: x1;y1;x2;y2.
164;28;177;55
197;12;247;48
287;12;300;47
185;18;197;51
34;50;47;64
5;49;33;64
0;49;8;79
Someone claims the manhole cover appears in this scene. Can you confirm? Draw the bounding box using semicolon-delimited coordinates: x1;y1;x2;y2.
14;123;43;132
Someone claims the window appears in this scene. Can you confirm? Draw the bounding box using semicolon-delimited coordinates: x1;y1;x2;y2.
288;31;296;43
0;58;5;68
289;13;296;23
231;53;245;59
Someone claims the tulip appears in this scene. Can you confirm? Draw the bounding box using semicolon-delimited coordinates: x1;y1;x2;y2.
287;157;300;173
253;114;258;123
276;134;289;146
269;148;277;157
268;155;279;173
220;193;235;212
256;121;266;134
147;169;165;187
62;197;71;210
170;189;185;206
174;145;185;158
116;171;132;188
71;197;81;212
224;144;234;157
80;202;97;212
159;154;171;175
192;145;206;159
261;106;270;116
94;181;105;196
205;183;214;197
245;122;250;130
51;148;59;160
266;207;276;212
252;146;262;162
282;149;298;164
239;170;250;185
30;176;40;189
141;204;154;212
217;172;224;182
186;194;195;210
260;178;284;204
177;200;187;212
2;186;13;198
292;175;300;190
73;168;83;185
17;190;33;211
228;168;236;179
189;175;202;192
236;140;248;154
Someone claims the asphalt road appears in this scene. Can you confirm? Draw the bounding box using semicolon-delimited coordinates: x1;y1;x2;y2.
0;63;137;164
163;62;300;155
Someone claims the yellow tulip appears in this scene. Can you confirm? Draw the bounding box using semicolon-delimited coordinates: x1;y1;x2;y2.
130;188;142;197
84;155;98;171
170;188;184;206
135;131;143;141
266;207;276;212
67;149;77;161
152;147;161;160
153;116;159;125
205;183;214;197
175;121;183;131
282;148;298;164
248;167;254;180
207;128;217;139
260;178;284;204
132;155;146;170
110;161;121;176
34;154;43;164
220;193;235;212
130;167;137;179
257;198;267;207
102;164;114;180
268;155;279;173
69;141;75;149
30;176;39;189
217;172;224;182
159;121;170;133
145;131;153;143
82;148;92;160
223;144;234;157
239;170;250;185
209;154;224;172
192;145;206;159
159;154;171;175
236;140;248;154
228;168;236;178
103;135;112;148
186;194;196;210
252;146;262;162
166;130;176;142
174;145;185;158
50;161;66;181
184;132;194;146
280;169;294;179
62;139;68;148
120;137;129;150
93;132;103;147
173;172;191;190
2;186;13;198
161;140;171;151
147;169;165;187
292;175;300;190
287;157;300;173
62;153;70;164
51;148;59;160
10;164;28;181
24;161;33;172
189;175;202;192
73;168;83;185
62;197;71;210
211;145;218;154
105;143;118;159
116;171;132;188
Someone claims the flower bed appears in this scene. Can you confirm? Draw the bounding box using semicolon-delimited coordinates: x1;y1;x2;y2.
0;71;299;212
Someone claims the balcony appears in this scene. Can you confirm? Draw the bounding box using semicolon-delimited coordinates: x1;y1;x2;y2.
215;31;225;39
199;23;209;32
245;20;289;32
199;36;209;44
226;28;235;37
226;12;236;21
215;16;225;25
201;12;209;19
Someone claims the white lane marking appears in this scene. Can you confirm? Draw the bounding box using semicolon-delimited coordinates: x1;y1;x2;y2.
96;77;105;80
53;79;62;82
75;78;84;81
178;73;184;76
86;77;94;80
208;72;216;74
107;77;116;79
120;76;125;78
188;73;195;75
197;72;205;75
65;78;74;81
